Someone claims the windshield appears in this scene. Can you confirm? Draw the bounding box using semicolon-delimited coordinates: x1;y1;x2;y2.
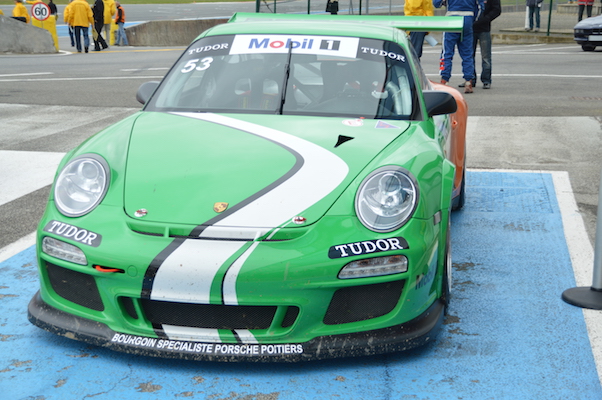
146;34;419;120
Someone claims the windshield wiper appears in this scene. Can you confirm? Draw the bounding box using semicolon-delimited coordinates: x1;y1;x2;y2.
277;44;293;115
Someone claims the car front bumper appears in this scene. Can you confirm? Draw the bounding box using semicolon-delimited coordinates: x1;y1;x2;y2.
28;291;445;362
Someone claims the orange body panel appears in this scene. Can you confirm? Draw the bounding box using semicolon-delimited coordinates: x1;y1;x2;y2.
431;81;468;198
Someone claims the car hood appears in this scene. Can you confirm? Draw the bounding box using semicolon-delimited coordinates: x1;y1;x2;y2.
124;112;410;237
575;14;602;29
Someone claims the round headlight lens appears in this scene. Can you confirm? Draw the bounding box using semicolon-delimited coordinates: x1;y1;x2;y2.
355;166;418;232
54;155;109;217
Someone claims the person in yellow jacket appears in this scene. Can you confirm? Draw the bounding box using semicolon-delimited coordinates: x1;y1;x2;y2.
67;0;93;53
102;0;116;45
404;0;434;59
63;0;76;47
12;0;30;23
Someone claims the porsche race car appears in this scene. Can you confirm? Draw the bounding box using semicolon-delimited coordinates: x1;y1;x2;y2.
28;13;468;362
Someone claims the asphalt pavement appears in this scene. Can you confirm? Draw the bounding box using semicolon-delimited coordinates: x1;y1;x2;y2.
3;168;602;399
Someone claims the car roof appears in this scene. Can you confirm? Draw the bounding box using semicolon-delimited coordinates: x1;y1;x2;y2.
196;13;464;44
200;20;400;43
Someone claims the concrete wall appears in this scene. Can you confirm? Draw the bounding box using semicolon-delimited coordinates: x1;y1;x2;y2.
126;18;229;47
557;4;602;14
0;15;56;54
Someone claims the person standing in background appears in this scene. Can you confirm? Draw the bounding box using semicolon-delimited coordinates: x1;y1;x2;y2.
92;0;108;51
577;0;594;21
526;0;543;31
67;0;93;53
102;0;116;43
47;0;57;19
326;0;338;14
434;0;484;93
404;0;434;59
63;0;75;46
470;0;501;89
114;2;128;46
12;0;30;23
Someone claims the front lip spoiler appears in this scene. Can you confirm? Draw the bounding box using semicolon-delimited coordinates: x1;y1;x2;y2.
28;291;445;362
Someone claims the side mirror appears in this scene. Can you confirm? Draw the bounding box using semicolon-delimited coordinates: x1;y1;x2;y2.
136;81;160;105
423;91;457;117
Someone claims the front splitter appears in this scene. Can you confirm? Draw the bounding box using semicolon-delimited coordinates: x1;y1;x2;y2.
28;291;445;362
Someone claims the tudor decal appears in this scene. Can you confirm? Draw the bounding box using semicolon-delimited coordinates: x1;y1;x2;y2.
43;220;102;247
328;237;409;259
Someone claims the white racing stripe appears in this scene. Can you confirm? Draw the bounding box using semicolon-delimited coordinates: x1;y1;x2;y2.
235;330;259;344
151;113;349;335
151;240;246;303
162;326;258;344
175;112;350;228
223;242;260;305
162;325;222;342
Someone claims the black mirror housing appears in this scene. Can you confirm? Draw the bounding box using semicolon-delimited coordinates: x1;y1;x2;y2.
136;81;161;105
423;90;458;117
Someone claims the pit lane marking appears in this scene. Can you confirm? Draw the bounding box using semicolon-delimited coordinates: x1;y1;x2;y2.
0;72;53;78
0;76;165;82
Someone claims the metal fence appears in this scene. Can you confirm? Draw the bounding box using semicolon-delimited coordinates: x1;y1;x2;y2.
254;0;561;15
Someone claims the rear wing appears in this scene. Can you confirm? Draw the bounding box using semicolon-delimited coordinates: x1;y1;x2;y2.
228;13;465;33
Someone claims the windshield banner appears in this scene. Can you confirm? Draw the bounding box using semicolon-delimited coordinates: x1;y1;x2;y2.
230;34;360;58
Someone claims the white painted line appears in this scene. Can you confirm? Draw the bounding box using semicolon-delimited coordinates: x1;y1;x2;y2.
470;167;602;383
0;72;53;78
552;171;602;383
0;150;65;207
425;73;602;79
0;76;165;83
120;68;170;72
0;231;36;264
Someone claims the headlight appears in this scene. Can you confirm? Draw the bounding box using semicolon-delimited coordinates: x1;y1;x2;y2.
355;166;418;232
54;155;109;217
42;236;87;265
339;255;408;279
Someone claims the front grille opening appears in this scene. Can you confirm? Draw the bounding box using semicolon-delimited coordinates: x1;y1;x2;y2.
281;306;300;328
323;280;405;325
120;296;139;320
46;262;104;311
140;299;277;330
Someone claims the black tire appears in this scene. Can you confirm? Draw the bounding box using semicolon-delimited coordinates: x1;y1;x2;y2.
582;45;596;52
441;215;452;314
451;168;466;211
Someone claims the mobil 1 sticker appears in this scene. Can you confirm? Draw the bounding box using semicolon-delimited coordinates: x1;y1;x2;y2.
230;34;359;58
357;38;407;63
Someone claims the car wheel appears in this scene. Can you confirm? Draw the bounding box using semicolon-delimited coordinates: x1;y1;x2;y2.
582;45;596;51
441;214;452;313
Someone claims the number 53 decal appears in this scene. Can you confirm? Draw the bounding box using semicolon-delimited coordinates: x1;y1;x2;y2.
181;57;214;73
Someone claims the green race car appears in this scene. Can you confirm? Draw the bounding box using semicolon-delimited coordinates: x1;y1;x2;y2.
28;13;468;361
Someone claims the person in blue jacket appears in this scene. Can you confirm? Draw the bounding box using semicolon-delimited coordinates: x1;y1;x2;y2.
434;0;484;93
